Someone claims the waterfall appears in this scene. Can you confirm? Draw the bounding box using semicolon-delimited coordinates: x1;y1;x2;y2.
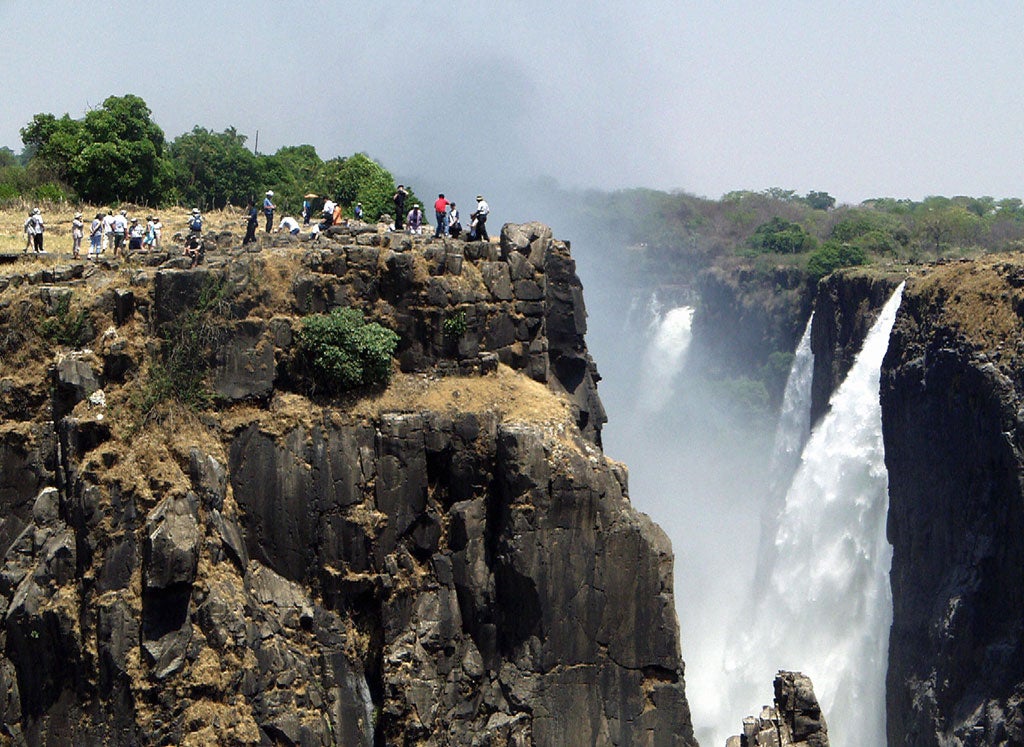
768;313;814;490
751;313;815;599
724;284;904;747
634;302;695;413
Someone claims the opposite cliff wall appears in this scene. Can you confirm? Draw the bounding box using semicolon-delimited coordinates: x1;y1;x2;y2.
881;257;1024;745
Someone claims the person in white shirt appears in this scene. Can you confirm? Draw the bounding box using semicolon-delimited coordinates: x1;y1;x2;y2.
89;213;103;258
25;208;44;253
470;195;490;241
112;210;129;256
72;212;84;258
277;216;300;235
101;211;115;253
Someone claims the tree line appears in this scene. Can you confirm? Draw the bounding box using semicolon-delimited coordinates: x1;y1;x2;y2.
554;185;1024;286
1;94;408;220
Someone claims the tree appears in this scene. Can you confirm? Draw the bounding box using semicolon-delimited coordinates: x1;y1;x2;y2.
21;95;167;204
165;127;261;209
258;145;323;213
321;153;397;221
804;191;836;210
750;217;816;254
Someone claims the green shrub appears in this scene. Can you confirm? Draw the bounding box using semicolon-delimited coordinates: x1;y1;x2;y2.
442;310;467;340
750;217;816;254
807;240;868;280
38;294;91;348
33;181;71;203
294;308;398;394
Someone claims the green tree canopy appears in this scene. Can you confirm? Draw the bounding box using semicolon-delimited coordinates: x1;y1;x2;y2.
21;94;166;204
165;126;260;209
321;153;398;221
750;217;817;254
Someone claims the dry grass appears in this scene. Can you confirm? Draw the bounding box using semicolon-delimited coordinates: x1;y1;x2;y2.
0;203;250;257
911;253;1024;358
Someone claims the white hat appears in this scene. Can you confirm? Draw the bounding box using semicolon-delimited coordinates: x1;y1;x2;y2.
74;212;82;218
32;207;40;214
192;208;200;214
266;190;274;196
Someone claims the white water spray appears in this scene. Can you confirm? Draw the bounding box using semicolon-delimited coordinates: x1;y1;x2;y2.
635;303;694;412
768;313;815;489
724;284;904;746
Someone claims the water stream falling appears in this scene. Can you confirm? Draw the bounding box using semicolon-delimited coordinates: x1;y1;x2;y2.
724;283;905;747
636;302;695;412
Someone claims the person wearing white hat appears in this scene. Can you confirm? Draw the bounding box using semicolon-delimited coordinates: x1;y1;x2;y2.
112;210;128;257
263;190;276;233
470;195;489;241
72;212;84;258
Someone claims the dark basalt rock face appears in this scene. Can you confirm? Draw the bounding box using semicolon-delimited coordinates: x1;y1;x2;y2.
809;271;901;425
0;224;694;745
881;260;1024;745
727;671;829;747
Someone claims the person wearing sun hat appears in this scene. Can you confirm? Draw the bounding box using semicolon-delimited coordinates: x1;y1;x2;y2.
72;211;84;258
29;208;44;253
263;190;276;233
128;217;145;252
470;194;489;241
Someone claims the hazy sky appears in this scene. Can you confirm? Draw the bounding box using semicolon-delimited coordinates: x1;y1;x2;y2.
2;1;1022;205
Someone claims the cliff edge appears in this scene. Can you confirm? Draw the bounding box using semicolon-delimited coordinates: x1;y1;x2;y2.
881;256;1024;745
0;223;695;745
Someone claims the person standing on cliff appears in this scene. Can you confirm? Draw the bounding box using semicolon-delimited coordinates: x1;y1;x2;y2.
433;193;449;238
25;208;43;253
89;213;103;258
393;185;408;230
263;191;276;233
72;212;84;258
470;195;489;241
448;202;461;237
243;199;259;245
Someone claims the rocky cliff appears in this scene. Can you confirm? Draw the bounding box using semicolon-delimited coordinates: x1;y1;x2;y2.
881;257;1024;745
810;270;902;424
0;223;695;745
726;672;829;747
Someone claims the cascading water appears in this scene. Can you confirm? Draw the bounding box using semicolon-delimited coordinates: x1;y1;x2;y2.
751;312;815;600
723;283;905;747
635;302;695;412
767;312;815;493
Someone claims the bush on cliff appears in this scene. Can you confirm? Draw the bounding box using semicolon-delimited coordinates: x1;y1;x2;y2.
294;308;398;394
807;240;867;280
749;217;817;255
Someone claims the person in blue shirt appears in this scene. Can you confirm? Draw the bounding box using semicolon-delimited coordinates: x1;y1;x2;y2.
263;190;276;233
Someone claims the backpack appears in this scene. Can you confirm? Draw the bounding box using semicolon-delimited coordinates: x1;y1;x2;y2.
190;215;203;232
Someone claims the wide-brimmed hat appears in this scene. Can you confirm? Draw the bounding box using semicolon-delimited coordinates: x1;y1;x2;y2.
74;212;82;218
476;195;484;200
266;190;274;196
192;208;200;214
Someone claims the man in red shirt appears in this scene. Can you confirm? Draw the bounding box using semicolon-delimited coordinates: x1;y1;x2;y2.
433;193;449;238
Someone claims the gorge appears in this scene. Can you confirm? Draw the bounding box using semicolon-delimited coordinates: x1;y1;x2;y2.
1;215;1023;745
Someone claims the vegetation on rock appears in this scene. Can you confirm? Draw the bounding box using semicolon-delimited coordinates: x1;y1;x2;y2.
293;308;399;394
